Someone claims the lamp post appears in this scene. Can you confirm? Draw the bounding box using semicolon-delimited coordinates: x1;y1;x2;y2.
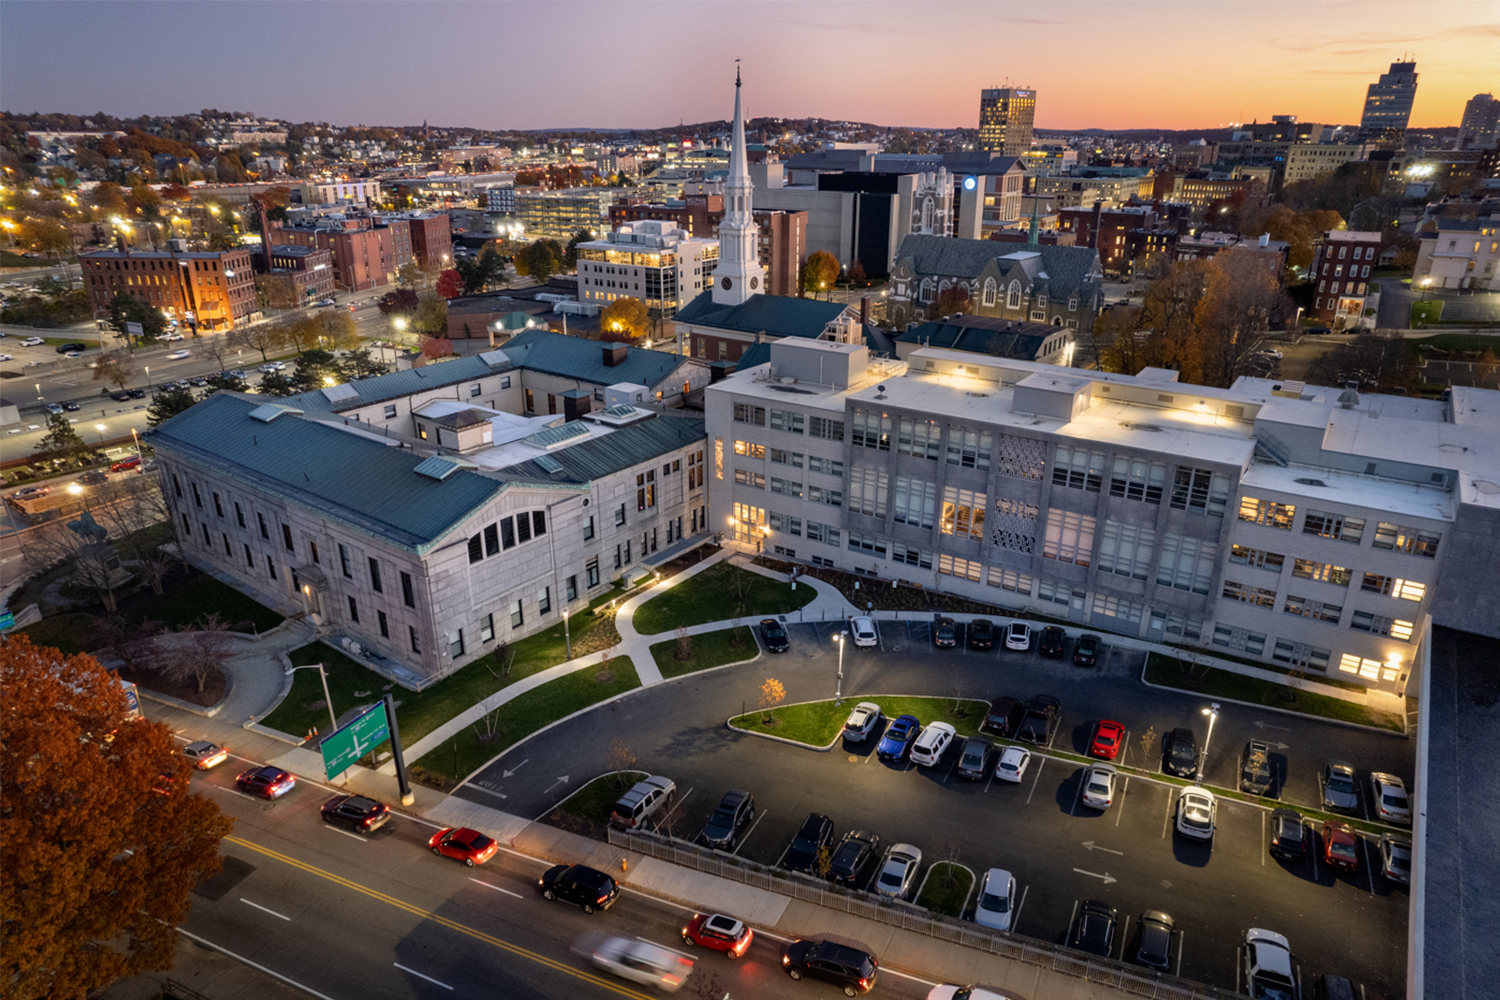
95;423;107;448
285;662;345;783
563;608;572;660
1419;277;1432;302
1198;702;1221;785
834;630;847;704
143;366;151;393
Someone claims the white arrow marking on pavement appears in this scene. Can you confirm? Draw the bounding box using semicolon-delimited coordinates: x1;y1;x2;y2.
1253;721;1292;732
502;759;529;779
546;775;570;794
1082;841;1124;856
1266;740;1290;750
1073;868;1119;885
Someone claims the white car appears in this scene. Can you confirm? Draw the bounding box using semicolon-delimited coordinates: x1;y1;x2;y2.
973;868;1017;932
873;843;922;900
159;332;184;341
1004;621;1032;651
577;933;695;993
20;336;44;346
166;349;190;360
1242;928;1300;1000
1369;772;1411;825
1175;787;1217;840
909;721;956;767
1081;763;1118;810
994;746;1031;783
927;988;1016;1000
849;615;878;648
259;361;286;372
842;702;882;742
0;353;11;362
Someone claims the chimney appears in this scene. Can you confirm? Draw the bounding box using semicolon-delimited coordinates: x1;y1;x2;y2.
115;234;128;254
860;296;870;326
603;343;628;368
709;362;737;384
562;392;593;421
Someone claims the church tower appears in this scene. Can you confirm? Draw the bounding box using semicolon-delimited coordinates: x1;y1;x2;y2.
711;64;766;307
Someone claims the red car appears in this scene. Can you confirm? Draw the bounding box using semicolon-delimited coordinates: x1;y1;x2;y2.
429;827;498;867
1089;720;1126;760
235;765;296;799
682;913;754;958
1323;820;1360;873
110;456;142;473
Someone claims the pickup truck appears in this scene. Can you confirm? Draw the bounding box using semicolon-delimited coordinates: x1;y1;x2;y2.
1016;695;1061;746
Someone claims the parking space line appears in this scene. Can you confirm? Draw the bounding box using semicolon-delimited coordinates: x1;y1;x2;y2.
1175;932;1185;977
1361;836;1376;895
733;810;769;855
1117;914;1132;961
1161;789;1176;838
1311;829;1320;881
1025;759;1046;804
1114;775;1129;826
1068;898;1080;938
1012;884;1028;928
1261;810;1267;866
1068;770;1083;816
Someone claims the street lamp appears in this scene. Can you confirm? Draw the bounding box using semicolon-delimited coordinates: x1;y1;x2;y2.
285;663;344;782
1198;702;1221;785
563;608;572;660
833;630;847;703
1419;277;1432;302
95;423;107;448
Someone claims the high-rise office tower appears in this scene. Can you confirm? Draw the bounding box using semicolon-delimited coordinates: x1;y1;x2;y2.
1358;61;1418;150
1459;93;1499;149
978;87;1036;157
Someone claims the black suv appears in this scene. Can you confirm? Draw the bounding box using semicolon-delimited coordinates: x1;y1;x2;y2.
537;863;619;914
55;342;88;353
760;618;789;652
1163;727;1199;778
933;616;956;647
1070;900;1118;957
319;794;391;834
1016;695;1061;746
699;789;755;850
828;830;880;888
782;812;834;875
968;618;994;650
1269;808;1308;861
1240;739;1274;795
1129;910;1177;972
781;937;878;994
980;696;1025;738
1038;625;1067;657
1072;633;1103;666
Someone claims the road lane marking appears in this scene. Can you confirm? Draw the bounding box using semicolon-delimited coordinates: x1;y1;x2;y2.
223;835;656;998
734;809;769;855
1114;776;1130;826
1068;769;1084;816
177;928;337;1000
1025;758;1046;804
395;964;454;990
1175;931;1185;977
466;784;509;801
239;897;291;921
469;878;523;898
325;826;367;842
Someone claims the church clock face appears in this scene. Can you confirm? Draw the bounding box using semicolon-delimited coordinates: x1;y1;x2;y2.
750;277;759;290
721;277;732;290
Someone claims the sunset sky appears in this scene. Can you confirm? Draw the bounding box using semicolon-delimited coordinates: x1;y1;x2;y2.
2;0;1495;133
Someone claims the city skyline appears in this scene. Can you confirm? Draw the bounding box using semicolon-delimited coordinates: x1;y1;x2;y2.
1;0;1496;133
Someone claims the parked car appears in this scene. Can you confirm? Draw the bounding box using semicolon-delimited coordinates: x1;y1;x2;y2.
994;746;1032;784
1004;622;1032;651
1072;633;1104;666
179;740;228;770
1379;832;1412;885
1081;763;1118;811
1176;788;1217;841
973;867;1017;932
759;618;789;652
1310;974;1360;1000
968;618;994;650
321;794;392;834
537;863;620;913
698;789;755;850
1320;760;1358;813
979;696;1024;738
610;775;675;830
1038;625;1067;657
110;456;141;472
109;390;131;401
781;937;878;995
1269;808;1309;861
126;388;146;399
828;830;880;889
681;912;753;958
1322;820;1360;873
579;933;694;992
1368;772;1411;824
909;721;956;767
850;616;878;648
1129;910;1177;973
1240;739;1274;796
1163;727;1199;778
1089;720;1125;760
873;844;922;900
956;737;991;780
876;714;920;761
842;702;882;742
1069;900;1118;957
1242;928;1302;1000
234;765;296;799
933;616;957;648
1016;695;1061;746
428;826;497;866
782;812;835;875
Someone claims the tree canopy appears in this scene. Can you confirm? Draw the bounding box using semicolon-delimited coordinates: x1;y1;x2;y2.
146;385;198;427
0;636;234;998
599;296;650;340
802;249;840;296
32;412;92;465
107;290;167;342
514;239;564;283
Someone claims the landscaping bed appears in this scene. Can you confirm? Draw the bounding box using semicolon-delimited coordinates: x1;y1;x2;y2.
650;626;756;679
633;561;813;635
118;662;226;708
544;772;647;836
730;696;991;748
1144;652;1403;732
916;862;973;919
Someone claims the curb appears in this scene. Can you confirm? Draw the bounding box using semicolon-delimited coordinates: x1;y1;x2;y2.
914;861;976;919
138;682;229;719
725;718;843;753
244;722;305;745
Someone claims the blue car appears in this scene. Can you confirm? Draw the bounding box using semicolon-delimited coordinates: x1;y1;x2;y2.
876;714;920;762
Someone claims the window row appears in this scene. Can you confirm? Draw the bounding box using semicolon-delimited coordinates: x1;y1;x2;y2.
467;510;547;564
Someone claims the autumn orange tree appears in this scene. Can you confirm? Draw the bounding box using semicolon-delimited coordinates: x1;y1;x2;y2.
801;249;840;297
0;636;234;999
599;296;650;340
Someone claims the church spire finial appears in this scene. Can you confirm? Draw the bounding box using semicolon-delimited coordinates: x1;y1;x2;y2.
736;59;741;88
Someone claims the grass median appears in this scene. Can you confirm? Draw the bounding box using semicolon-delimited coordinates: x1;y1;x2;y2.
545;772;648;836
1144;653;1403;732
730;695;992;748
916;862;973;919
650;626;756;679
633;562;814;635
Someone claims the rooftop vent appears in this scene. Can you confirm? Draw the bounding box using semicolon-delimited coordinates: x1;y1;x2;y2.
534;454;565;474
414;456;469;481
248;403;302;423
1293;477;1328;487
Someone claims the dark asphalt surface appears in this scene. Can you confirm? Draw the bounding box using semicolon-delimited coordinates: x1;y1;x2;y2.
463;619;1414;998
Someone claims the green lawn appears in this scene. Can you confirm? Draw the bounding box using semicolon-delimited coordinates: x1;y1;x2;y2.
15;612;98;656
1144;653;1403;732
549;772;646;827
632;562;815;635
916;863;973;918
1413;333;1499;354
130;572;284;633
650;627;756;679
731;696;992;747
1410;300;1443;327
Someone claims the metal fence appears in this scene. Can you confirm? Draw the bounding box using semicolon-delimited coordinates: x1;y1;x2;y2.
607;827;1233;1000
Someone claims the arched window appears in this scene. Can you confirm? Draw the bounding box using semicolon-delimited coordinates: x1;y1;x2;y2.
919;278;934;304
1053;317;1064;326
938;279;951;294
1007;281;1022;310
922;197;934;233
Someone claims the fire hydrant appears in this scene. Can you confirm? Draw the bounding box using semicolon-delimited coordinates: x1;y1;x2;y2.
620;858;629;872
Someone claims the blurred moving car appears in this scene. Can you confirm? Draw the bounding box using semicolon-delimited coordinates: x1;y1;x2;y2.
576;932;694;992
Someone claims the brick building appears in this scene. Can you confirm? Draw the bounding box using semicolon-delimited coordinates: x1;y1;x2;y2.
81;247;257;332
275;217;399;292
401;212;453;271
1310;230;1382;329
255;244;336;306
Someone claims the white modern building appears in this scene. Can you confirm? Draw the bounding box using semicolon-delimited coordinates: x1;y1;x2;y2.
576;220;719;320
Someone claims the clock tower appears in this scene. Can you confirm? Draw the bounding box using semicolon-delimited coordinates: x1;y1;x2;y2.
711;64;766;307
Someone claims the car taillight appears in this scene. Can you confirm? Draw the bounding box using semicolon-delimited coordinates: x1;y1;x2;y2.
859;977;869;988
596;894;609;904
782;955;790;966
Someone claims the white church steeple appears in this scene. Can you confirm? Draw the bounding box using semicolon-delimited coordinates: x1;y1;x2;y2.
711;62;765;307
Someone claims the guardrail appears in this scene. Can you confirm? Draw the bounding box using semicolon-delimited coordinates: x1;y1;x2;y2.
607;827;1231;1000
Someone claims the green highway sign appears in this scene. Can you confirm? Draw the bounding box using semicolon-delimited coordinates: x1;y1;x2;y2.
320;702;390;779
0;611;14;631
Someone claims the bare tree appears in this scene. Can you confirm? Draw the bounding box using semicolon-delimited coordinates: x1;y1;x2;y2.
92;617;164;673
235;322;290;363
91;474;174;595
604;739;638;790
181;612;236;695
90;353;138;392
1138;725;1159;765
674;626;695;662
19;513;124;613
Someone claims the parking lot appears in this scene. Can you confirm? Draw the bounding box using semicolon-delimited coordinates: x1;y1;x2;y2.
464;618;1413;998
